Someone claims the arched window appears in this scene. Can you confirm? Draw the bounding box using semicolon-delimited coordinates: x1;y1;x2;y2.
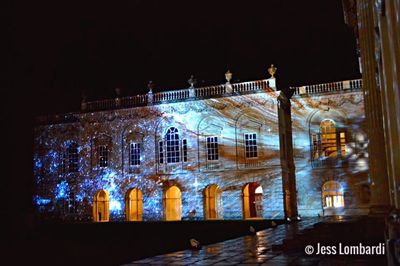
158;127;188;164
242;182;263;219
166;127;180;163
322;181;344;208
125;188;143;221
93;189;110;222
204;184;223;219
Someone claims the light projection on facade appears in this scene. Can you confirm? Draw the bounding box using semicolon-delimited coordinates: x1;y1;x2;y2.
33;77;369;222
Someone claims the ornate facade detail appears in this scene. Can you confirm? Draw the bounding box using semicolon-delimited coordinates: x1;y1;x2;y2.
34;78;369;222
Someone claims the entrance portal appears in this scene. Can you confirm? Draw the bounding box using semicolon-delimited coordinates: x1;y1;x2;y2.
93;189;109;222
125;188;143;221
203;184;222;219
242;183;263;219
163;186;182;221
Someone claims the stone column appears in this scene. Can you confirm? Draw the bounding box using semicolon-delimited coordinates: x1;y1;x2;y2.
376;0;400;209
356;0;390;213
277;88;298;220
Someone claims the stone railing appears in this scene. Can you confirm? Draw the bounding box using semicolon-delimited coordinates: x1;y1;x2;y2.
36;79;271;124
35;78;361;125
291;79;362;96
154;89;190;102
83;79;271;112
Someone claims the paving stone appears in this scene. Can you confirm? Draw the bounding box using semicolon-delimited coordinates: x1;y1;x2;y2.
126;218;386;266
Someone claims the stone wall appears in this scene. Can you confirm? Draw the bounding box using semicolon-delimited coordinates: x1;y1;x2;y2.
33;84;369;221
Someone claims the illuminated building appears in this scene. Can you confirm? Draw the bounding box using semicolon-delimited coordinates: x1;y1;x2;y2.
33;70;368;222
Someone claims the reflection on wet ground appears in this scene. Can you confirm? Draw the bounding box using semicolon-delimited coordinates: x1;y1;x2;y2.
122;218;386;265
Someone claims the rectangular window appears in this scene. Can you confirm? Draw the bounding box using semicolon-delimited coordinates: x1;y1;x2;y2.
68;192;77;213
129;143;141;166
244;133;258;158
98;145;108;167
61;153;67;174
158;141;164;164
166;134;180;163
182;139;188;162
206;136;219;161
67;143;79;172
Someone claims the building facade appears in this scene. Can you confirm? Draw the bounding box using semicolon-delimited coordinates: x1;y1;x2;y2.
33;75;369;222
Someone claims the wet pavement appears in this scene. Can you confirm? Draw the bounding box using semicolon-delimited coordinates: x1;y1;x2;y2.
122;218;386;265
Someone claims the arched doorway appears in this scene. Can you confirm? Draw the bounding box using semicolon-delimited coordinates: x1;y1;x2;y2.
203;184;222;219
163;186;182;221
125;188;143;221
322;181;344;209
242;183;263;219
93;189;109;222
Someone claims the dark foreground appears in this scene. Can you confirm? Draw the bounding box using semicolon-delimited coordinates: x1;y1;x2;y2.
126;216;387;266
3;219;282;266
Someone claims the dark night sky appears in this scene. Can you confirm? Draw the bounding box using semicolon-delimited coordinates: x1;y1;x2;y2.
3;0;360;235
9;0;359;115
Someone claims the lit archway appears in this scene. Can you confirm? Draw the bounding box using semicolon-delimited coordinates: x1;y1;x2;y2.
163;186;182;221
125;188;143;221
312;119;346;159
93;189;109;222
203;184;222;220
322;181;344;208
242;183;263;219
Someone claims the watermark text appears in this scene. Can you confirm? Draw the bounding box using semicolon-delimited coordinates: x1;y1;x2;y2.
304;243;385;255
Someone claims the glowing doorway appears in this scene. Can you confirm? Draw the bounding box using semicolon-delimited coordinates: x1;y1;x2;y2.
125;188;143;221
203;184;223;219
163;186;182;221
93;189;109;222
242;183;263;219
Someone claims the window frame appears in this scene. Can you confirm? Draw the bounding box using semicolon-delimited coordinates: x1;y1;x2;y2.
206;136;219;161
158;141;164;164
182;139;188;162
244;133;258;159
98;145;109;168
67;143;79;173
165;127;180;164
61;142;79;174
129;142;141;166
